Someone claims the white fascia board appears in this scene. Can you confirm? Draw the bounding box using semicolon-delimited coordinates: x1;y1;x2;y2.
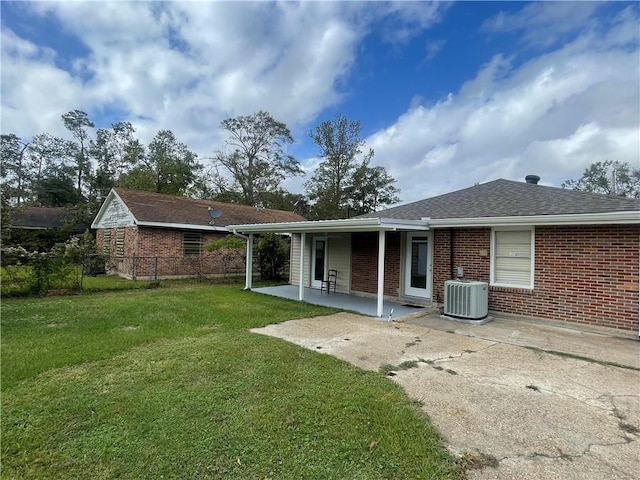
426;211;640;228
90;189;116;229
228;217;429;234
135;221;229;232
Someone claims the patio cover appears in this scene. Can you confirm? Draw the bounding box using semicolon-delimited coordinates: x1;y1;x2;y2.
228;217;430;317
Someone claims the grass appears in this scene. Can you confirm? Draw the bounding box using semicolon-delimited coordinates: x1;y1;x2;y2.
1;285;463;479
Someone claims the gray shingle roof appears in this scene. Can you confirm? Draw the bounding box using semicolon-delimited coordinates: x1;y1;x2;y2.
359;179;640;220
11;207;85;230
113;188;306;227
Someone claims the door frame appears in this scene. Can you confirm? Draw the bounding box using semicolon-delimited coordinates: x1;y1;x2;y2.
311;236;328;289
403;231;433;298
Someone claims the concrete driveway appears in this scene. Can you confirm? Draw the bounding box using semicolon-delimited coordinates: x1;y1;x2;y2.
252;313;640;479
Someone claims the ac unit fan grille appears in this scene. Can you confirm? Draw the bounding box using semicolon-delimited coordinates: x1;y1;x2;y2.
444;281;488;320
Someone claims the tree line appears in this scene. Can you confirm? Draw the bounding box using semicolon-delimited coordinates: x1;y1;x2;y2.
1;110;400;222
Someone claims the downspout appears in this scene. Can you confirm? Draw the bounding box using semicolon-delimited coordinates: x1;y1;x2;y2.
232;229;252;290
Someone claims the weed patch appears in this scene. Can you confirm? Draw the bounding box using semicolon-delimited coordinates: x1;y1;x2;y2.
459;451;499;470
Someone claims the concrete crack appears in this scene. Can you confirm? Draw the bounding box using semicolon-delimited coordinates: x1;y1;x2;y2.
498;436;635;465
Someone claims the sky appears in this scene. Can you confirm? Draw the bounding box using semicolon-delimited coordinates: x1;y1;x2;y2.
2;0;639;205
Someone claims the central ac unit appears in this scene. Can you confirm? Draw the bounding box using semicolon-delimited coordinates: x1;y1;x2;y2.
444;280;488;322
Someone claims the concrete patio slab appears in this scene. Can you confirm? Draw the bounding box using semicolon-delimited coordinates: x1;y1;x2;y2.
403;312;640;369
252;313;640;479
253;285;430;319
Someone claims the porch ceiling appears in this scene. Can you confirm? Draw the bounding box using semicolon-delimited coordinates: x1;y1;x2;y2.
229;217;429;234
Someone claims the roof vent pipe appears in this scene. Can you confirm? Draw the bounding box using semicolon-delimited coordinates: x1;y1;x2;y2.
525;175;540;184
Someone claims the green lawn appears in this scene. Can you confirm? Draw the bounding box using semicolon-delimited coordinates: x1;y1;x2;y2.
1;285;463;479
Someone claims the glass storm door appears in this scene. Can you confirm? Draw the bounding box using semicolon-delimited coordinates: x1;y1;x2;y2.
404;233;432;298
311;237;327;288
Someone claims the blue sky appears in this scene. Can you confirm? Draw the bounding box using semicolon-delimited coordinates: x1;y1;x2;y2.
2;1;639;204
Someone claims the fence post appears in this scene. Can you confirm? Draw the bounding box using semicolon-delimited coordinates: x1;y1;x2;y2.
132;254;137;280
154;256;158;282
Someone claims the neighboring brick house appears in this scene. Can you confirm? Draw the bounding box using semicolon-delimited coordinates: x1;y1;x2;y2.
229;177;640;333
91;188;304;279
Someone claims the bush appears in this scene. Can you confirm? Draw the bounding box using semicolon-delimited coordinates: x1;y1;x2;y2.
255;233;289;281
0;231;98;296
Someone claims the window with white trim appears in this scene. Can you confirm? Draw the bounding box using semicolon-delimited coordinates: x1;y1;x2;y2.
182;232;202;257
102;230;111;255
491;228;534;288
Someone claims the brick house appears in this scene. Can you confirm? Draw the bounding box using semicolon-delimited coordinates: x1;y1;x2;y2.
229;178;640;333
91;188;304;279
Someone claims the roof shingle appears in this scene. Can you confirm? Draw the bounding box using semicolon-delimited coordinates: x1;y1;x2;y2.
113;188;305;227
359;179;640;220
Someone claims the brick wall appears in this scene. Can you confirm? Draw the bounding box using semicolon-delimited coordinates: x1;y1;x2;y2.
350;231;401;297
96;227;246;278
432;228;491;303
431;225;639;332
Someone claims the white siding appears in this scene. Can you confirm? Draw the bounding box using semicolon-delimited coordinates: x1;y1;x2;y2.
289;233;310;287
290;234;301;285
327;234;351;293
94;197;136;228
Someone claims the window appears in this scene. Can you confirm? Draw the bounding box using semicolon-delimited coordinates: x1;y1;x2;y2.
491;228;534;288
102;230;111;255
183;232;202;257
115;228;125;257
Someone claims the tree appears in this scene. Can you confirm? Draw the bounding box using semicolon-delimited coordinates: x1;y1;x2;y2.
214;111;302;206
33;173;84;207
348;159;400;216
306;114;399;219
259;189;311;217
117;130;201;195
255;233;289;280
1;134;31;205
90;122;143;200
27;133;75;182
562;160;640;198
61;110;95;197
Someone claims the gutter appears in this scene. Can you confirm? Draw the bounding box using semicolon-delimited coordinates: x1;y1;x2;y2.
425;211;640;227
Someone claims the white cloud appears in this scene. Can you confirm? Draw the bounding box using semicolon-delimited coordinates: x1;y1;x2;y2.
1;1;366;153
2;1;637;208
367;9;640;203
482;1;605;48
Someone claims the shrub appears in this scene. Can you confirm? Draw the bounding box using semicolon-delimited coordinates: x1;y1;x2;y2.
0;231;98;296
255;233;289;281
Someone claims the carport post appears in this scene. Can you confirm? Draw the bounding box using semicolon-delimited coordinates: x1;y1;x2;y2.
377;230;385;317
298;233;305;301
245;233;253;290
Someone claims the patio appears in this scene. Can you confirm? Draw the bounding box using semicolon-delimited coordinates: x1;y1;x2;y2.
252;285;430;320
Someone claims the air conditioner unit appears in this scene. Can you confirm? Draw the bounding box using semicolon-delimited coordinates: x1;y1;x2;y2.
444;280;488;321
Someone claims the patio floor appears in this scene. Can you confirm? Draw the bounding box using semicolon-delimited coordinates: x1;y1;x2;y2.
252;285;430;320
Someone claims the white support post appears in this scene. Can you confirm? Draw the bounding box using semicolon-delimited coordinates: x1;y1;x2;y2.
377;230;385;317
244;233;253;290
298;232;305;301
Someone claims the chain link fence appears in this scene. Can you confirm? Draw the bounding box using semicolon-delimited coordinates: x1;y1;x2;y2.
103;250;255;282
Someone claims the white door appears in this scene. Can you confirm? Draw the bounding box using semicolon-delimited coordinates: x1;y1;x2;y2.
311;237;327;288
404;232;433;298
